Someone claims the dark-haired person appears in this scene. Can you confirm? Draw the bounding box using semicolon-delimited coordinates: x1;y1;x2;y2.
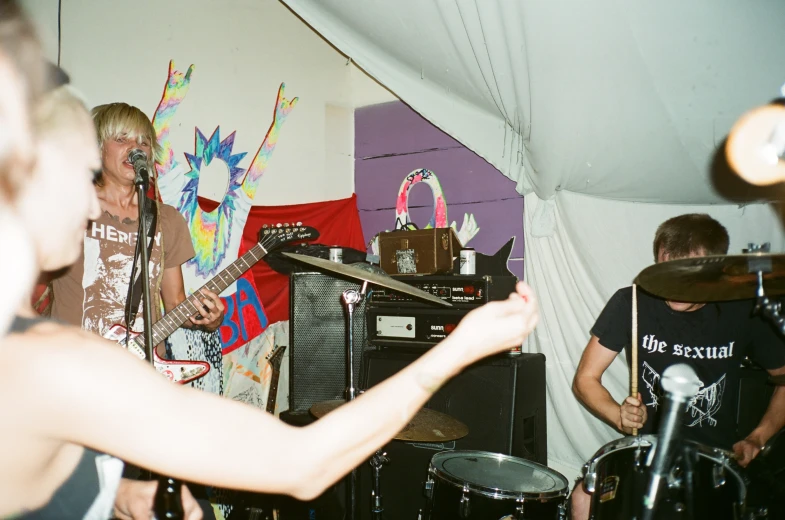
569;213;785;519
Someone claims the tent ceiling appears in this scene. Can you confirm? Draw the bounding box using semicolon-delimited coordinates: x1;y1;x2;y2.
282;0;785;204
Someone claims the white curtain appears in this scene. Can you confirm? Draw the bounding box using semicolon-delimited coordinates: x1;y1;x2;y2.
280;0;785;479
281;0;785;204
524;191;785;479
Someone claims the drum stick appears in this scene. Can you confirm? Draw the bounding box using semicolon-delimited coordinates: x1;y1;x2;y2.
631;284;638;436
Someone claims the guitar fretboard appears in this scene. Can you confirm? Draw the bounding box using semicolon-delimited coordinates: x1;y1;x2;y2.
132;241;268;349
266;367;280;415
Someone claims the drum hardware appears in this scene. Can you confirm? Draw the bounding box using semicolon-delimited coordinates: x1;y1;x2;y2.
285;252;452;520
459;484;471;518
713;460;727;488
369;450;389;520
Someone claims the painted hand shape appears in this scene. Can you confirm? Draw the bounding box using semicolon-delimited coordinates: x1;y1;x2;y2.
452;213;480;246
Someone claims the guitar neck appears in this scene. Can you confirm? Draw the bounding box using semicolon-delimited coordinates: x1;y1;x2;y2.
145;242;268;346
266;366;281;415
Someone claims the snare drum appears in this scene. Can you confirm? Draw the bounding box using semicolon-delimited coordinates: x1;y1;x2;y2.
422;450;568;519
583;435;746;519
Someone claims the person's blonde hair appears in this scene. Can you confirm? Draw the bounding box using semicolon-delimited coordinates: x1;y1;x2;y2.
0;0;44;202
34;86;90;138
91;102;161;186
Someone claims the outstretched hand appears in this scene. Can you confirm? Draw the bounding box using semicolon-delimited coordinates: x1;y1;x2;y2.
450;281;539;364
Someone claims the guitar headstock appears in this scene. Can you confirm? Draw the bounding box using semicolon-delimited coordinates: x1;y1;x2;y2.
266;345;287;371
258;223;320;250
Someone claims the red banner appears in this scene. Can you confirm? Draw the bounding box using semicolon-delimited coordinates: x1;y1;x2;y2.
202;194;366;352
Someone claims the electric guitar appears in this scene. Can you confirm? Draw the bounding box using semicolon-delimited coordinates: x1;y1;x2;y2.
264;345;286;415
105;225;319;384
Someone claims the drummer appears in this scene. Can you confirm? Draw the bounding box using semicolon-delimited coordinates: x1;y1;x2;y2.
570;213;785;519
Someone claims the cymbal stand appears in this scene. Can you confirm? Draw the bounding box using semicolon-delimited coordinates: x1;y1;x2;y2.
747;243;785;334
341;281;368;520
370;450;389;520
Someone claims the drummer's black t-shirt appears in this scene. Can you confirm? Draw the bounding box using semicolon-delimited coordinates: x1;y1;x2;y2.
592;286;785;450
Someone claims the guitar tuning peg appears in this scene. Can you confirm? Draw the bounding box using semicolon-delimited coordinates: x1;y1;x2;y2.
284;223;289;227
276;223;282;228
262;224;268;229
296;221;302;226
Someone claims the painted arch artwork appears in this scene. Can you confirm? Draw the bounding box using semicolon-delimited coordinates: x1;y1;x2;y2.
371;167;480;254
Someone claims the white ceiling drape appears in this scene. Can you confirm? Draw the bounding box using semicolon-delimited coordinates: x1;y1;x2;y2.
282;0;785;204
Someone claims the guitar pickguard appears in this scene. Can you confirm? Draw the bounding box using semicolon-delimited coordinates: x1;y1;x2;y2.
104;324;210;385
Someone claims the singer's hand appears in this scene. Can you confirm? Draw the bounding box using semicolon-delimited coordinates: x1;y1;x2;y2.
112;478;203;520
732;438;763;468
188;289;225;332
619;393;647;434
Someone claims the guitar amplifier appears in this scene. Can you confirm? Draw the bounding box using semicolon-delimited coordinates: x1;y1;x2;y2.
369;274;517;308
367;275;518;349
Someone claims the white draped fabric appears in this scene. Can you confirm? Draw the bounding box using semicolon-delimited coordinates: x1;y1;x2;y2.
280;0;785;478
282;0;785;203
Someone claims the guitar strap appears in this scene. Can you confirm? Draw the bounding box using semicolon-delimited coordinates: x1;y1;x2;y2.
124;197;158;329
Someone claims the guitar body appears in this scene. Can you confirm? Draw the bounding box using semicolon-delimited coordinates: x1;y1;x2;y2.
103;226;319;387
104;324;211;385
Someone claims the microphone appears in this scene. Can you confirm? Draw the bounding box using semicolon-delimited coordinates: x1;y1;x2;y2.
128;148;149;189
642;363;701;519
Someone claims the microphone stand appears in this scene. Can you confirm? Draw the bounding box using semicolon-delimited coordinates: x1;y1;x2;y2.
133;167;183;515
134;175;155;364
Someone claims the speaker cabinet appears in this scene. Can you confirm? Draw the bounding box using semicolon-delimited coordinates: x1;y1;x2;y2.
289;271;368;412
356;349;547;520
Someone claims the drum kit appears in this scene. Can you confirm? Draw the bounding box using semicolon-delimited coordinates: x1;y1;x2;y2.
283;242;785;520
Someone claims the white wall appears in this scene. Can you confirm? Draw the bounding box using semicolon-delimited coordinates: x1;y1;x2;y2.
21;0;398;205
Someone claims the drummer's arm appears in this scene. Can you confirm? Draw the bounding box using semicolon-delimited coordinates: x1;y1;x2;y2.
733;364;785;467
573;336;646;434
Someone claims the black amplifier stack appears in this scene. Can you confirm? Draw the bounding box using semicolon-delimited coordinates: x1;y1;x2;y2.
367;274;518;348
357;274;548;520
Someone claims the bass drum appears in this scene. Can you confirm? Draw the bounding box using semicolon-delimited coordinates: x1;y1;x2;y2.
583;435;746;520
422;450;568;519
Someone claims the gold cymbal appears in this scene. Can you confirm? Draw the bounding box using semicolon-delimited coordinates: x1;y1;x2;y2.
282;252;452;307
635;253;785;302
309;400;469;442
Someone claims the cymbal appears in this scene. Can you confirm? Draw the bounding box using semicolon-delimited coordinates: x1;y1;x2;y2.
309;400;469;442
635;253;785;302
282;252;452;307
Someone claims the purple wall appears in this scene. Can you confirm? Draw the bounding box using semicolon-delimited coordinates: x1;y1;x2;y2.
355;101;524;279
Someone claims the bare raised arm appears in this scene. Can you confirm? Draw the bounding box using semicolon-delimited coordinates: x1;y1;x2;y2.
12;282;538;500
